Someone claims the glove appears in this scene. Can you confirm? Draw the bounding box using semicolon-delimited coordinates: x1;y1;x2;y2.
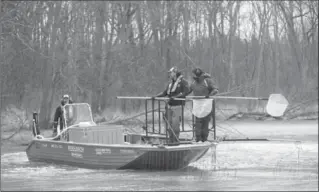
205;95;210;98
168;96;175;105
211;90;219;96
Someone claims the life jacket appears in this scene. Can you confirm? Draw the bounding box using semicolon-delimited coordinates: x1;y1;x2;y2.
192;73;213;93
61;99;74;127
191;73;214;118
167;75;184;96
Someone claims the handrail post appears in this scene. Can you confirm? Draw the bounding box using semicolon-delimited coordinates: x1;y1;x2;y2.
145;100;148;137
181;104;184;132
192;101;195;139
165;104;168;143
158;100;161;134
152;99;155;133
212;99;216;140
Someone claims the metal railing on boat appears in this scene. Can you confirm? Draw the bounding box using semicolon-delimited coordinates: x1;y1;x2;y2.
116;97;217;143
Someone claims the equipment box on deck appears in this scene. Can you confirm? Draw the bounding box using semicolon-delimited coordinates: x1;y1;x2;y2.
125;134;142;144
68;125;124;145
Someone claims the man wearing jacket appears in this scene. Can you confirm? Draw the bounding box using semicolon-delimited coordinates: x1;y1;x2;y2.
154;66;190;143
189;68;218;142
52;94;73;137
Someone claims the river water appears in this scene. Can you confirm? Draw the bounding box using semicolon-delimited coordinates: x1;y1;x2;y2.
1;120;318;191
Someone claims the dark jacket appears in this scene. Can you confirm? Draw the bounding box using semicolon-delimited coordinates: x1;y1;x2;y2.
156;74;190;106
189;73;218;96
53;99;73;129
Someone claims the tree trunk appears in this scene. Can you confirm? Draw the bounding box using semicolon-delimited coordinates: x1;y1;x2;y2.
94;2;108;113
165;0;172;70
254;2;270;110
273;3;281;92
278;2;302;79
227;2;241;90
69;2;81;103
39;2;62;129
98;1;110;112
136;3;144;55
147;1;161;62
182;1;190;75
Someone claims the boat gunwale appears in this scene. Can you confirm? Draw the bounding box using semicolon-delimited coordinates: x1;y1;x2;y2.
27;138;218;151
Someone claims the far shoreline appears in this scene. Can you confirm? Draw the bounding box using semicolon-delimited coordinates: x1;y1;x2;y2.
1;119;318;156
1;143;28;155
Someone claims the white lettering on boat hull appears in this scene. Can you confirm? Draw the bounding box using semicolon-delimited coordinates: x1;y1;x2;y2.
120;149;135;154
68;146;84;153
95;148;111;155
51;144;63;149
71;152;83;159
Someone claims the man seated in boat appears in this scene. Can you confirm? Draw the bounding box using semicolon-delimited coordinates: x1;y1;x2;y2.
52;94;73;137
188;67;218;142
153;66;190;143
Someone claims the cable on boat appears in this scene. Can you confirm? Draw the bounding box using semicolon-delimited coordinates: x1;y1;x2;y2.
33;126;71;141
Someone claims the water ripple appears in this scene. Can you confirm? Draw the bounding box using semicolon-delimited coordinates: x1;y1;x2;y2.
1;121;318;191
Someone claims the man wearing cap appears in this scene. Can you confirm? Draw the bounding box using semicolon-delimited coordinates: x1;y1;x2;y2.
52;94;73;137
189;68;218;142
154;66;190;143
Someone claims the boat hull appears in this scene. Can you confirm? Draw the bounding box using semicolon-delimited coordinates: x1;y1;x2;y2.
26;139;217;170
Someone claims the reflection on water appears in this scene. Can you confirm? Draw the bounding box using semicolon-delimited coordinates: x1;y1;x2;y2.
1;121;318;191
1;142;317;191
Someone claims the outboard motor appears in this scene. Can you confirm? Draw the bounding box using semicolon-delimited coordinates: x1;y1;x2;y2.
32;112;40;136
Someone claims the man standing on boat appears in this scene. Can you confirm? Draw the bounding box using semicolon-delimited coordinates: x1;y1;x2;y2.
189;68;218;143
154;66;190;143
52;94;73;137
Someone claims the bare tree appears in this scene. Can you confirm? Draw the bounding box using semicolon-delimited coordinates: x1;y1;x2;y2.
0;0;317;123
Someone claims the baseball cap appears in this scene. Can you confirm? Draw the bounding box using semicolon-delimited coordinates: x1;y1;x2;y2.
168;66;178;73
